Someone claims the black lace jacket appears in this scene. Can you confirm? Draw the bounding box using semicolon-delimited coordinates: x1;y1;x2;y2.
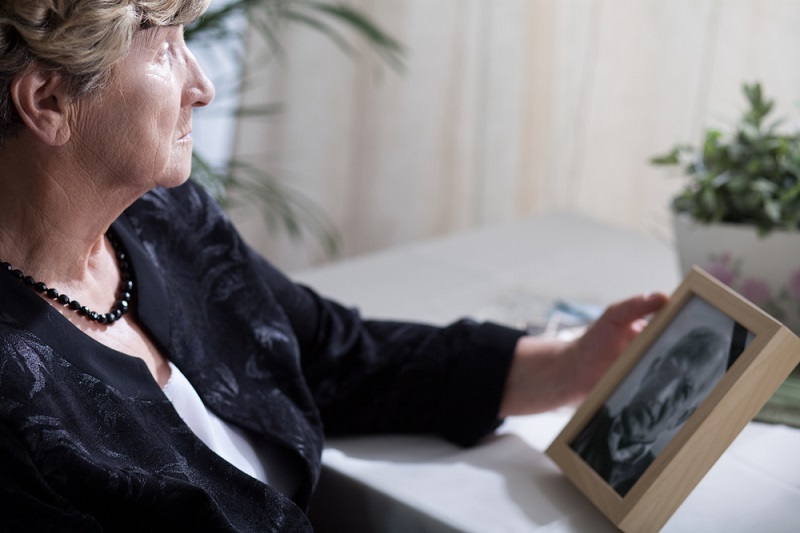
0;181;522;531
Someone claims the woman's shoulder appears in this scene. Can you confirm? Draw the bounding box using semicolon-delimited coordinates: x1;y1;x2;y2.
0;311;51;352
122;180;240;258
0;313;62;401
123;179;244;259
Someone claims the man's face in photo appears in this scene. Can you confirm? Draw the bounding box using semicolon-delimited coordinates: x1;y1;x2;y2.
617;330;726;445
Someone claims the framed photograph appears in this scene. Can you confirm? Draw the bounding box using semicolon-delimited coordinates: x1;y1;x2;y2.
546;267;800;532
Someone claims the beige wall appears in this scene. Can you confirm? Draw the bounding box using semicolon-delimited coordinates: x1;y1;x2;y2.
232;0;800;271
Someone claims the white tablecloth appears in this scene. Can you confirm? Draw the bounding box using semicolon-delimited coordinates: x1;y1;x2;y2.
294;213;800;532
310;414;800;532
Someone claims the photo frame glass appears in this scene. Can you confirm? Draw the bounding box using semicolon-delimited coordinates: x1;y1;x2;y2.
545;268;800;532
568;295;753;496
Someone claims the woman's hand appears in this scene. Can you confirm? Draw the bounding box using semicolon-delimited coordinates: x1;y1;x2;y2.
499;293;668;417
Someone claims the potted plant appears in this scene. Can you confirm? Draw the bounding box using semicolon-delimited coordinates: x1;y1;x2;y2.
651;82;800;334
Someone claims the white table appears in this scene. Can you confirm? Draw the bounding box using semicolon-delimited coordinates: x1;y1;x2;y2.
293;213;800;532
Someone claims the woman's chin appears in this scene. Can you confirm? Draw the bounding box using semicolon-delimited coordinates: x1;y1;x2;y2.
152;168;193;190
159;156;196;188
168;173;193;189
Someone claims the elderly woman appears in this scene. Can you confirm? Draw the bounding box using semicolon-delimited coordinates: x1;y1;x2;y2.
0;0;666;530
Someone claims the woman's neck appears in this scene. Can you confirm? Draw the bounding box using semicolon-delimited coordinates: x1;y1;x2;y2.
0;140;137;295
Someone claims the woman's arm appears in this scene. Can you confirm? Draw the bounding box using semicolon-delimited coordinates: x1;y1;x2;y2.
499;293;668;417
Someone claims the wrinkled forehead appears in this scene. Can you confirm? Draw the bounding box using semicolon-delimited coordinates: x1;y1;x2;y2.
666;349;727;390
669;328;726;359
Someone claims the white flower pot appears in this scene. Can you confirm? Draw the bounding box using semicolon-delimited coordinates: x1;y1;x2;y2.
673;214;800;334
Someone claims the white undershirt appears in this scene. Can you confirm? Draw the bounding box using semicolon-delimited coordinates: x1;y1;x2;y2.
162;362;299;497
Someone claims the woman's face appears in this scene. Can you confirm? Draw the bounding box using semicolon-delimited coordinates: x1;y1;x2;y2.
70;25;214;191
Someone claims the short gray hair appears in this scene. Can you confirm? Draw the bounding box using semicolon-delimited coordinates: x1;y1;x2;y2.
0;0;210;145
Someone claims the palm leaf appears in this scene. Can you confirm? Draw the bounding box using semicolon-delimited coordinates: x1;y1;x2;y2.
186;0;403;258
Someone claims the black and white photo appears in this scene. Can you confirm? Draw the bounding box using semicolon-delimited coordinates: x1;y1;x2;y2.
570;296;752;495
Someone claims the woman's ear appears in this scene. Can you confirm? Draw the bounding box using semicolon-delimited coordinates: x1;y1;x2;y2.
10;68;72;146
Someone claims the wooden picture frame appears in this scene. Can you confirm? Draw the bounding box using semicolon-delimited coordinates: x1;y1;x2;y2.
546;267;800;532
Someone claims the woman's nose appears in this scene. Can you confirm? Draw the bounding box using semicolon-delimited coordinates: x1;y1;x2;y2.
183;48;216;108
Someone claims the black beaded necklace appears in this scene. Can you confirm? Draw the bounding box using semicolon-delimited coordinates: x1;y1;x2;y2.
0;231;133;326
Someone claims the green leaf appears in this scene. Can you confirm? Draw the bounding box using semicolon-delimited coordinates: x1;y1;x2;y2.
301;0;404;67
280;9;359;59
650;148;681;165
753;178;778;195
765;200;781;222
700;187;718;213
711;171;731;187
233;102;285;118
651;81;800;234
185;0;407;256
